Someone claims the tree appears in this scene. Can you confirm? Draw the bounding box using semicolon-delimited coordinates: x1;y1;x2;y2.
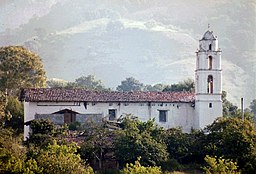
46;78;68;88
222;91;238;116
117;77;144;92
163;78;194;92
144;84;166;92
203;155;240;174
74;75;106;90
4;96;24;134
249;99;256;117
114;116;168;167
203;117;256;174
0;128;43;174
0;46;46;96
0;91;7;126
79;119;114;169
164;128;205;165
26;119;56;147
35;140;93;174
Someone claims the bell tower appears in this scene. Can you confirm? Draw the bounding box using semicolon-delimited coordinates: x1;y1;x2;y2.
194;29;222;129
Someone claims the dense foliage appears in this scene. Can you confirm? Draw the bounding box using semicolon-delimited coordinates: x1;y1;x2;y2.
163;78;194;92
34;140;93;174
203;117;256;173
121;157;162;174
116;77;144;92
0;46;46;96
203;155;240;174
114;116;168;167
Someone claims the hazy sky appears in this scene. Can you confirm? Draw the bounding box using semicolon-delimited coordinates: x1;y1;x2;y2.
0;0;255;106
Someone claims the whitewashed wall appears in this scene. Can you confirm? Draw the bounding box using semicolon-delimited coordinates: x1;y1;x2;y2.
24;101;195;139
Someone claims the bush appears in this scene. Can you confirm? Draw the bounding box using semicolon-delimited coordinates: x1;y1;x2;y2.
203;117;256;173
68;121;81;131
203;155;240;174
114;116;168;167
121;157;162;174
35;140;93;174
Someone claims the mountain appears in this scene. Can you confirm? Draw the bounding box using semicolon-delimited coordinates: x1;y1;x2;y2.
0;0;255;106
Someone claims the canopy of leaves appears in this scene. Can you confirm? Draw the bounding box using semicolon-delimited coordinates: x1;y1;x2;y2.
0;46;46;96
0;128;43;174
163;78;194;92
73;75;106;90
79;119;114;168
249;99;256;116
114;116;168;167
27;119;56;147
203;117;256;173
203;155;240;174
164;128;205;164
116;77;144;92
4;96;24;134
35;140;93;174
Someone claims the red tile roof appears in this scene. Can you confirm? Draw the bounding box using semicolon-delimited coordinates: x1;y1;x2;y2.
20;88;195;103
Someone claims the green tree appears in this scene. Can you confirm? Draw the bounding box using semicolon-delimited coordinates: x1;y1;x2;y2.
249;99;256;117
144;84;166;92
4;96;24;134
114;116;168;167
222;91;238;116
0;91;7;126
163;78;194;92
46;78;68;88
203;117;256;174
164;128;205;164
79;119;113;169
116;77;144;92
0;128;43;174
74;75;106;90
0;46;46;96
35;140;93;174
27;119;56;147
203;155;240;174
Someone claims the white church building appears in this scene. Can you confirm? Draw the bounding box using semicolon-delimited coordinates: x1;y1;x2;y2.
20;30;223;139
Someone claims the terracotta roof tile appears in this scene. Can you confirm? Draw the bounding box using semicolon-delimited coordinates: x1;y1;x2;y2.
20;88;195;103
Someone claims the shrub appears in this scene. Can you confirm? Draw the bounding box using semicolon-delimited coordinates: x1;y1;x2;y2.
121;157;162;174
203;155;240;174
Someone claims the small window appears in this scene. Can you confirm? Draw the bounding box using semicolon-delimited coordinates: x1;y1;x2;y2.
209;44;212;50
208;56;213;69
108;109;116;121
209;103;212;108
207;75;213;94
159;110;167;122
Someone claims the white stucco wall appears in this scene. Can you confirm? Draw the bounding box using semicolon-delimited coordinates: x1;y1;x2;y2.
24;101;195;139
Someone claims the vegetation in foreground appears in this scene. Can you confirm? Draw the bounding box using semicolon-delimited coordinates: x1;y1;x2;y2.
1;115;256;174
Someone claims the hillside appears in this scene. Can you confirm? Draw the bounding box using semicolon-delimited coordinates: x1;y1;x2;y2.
0;0;255;105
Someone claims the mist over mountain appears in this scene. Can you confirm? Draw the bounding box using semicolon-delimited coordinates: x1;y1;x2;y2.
0;0;255;106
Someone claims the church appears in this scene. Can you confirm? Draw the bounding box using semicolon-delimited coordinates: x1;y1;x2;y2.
20;30;223;139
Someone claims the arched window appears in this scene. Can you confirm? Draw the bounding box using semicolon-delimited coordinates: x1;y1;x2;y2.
208;56;213;69
207;75;213;94
209;44;212;50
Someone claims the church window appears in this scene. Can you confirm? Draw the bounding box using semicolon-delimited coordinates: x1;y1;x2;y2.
209;44;212;50
209;103;212;108
108;109;116;121
207;75;213;94
208;56;213;69
159;110;167;122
